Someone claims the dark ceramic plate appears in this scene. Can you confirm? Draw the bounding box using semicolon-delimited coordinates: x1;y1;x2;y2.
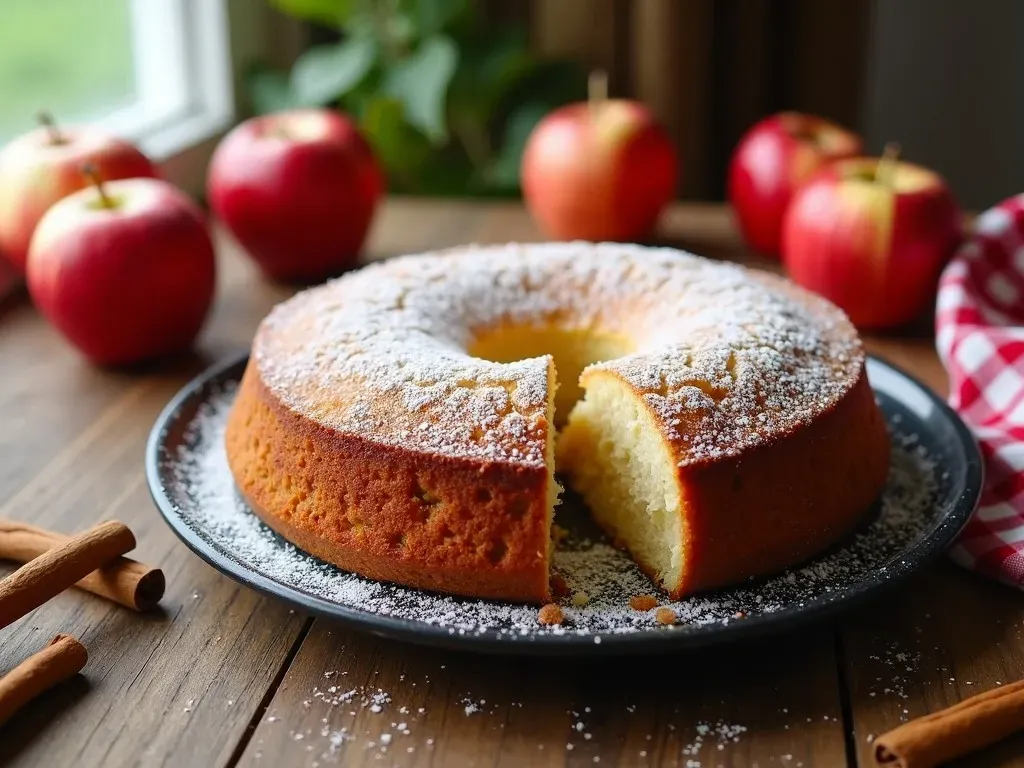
146;353;982;656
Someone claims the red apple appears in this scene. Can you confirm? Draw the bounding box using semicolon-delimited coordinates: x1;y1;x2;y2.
782;156;962;329
0;114;158;274
208;109;383;283
521;94;678;242
26;173;216;365
728;112;861;257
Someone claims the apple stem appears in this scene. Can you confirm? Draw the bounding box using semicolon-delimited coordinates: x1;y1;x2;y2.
876;142;901;188
81;163;114;209
36;111;66;145
588;69;608;119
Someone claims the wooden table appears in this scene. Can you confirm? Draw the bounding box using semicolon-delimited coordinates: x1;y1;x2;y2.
1;200;1021;768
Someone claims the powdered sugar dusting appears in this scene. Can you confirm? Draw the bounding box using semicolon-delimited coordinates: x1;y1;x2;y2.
158;381;946;643
272;662;763;764
252;242;862;466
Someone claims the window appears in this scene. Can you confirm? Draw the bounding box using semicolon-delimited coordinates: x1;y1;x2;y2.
0;0;233;160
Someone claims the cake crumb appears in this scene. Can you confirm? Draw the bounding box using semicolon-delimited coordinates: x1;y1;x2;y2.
655;607;677;625
630;594;658;611
538;603;564;625
571;591;590;607
550;574;570;599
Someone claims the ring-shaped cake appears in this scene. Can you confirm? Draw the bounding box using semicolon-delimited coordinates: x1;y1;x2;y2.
225;243;890;603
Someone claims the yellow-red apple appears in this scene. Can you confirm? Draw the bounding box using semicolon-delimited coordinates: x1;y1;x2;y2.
782;156;962;329
208;109;383;283
728;112;861;258
521;86;678;242
0;114;158;274
26;173;216;365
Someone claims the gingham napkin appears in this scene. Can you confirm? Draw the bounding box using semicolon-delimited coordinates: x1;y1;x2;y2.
936;193;1024;586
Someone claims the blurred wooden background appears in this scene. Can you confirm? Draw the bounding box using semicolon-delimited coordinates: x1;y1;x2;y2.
488;0;870;202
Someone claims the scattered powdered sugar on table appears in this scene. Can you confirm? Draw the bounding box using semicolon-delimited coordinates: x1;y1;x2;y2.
262;660;761;765
682;721;749;760
161;382;943;641
865;639;924;704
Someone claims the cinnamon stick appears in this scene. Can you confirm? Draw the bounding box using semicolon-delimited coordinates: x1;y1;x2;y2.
874;678;1024;767
0;521;135;630
0;634;87;728
0;519;163;611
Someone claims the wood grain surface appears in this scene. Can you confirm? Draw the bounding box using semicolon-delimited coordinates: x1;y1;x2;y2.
0;200;1020;767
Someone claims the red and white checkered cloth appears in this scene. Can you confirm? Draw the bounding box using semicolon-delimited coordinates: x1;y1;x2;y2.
937;193;1024;587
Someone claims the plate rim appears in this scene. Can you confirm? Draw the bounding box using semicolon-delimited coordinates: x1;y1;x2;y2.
145;352;983;656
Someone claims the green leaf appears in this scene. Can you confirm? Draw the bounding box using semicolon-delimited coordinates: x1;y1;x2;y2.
403;0;471;36
505;59;588;112
361;96;432;180
382;35;458;143
488;101;550;190
269;0;357;28
448;28;536;129
475;30;535;104
385;13;417;49
290;37;377;107
246;65;298;114
416;150;475;195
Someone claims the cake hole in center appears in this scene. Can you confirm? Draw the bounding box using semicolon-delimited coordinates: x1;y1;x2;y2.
468;325;634;428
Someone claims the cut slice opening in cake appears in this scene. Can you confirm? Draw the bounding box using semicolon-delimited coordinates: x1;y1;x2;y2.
557;371;686;591
469;325;685;593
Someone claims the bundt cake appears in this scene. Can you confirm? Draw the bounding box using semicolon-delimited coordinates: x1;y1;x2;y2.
224;243;890;604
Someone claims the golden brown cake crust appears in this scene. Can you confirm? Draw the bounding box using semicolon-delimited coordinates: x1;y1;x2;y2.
225;242;889;604
671;367;889;596
226;369;552;602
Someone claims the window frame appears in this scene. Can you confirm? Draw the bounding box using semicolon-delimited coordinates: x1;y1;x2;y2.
0;2;305;297
101;0;235;165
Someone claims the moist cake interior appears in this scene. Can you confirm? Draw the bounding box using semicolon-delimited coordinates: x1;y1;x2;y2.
469;324;686;591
